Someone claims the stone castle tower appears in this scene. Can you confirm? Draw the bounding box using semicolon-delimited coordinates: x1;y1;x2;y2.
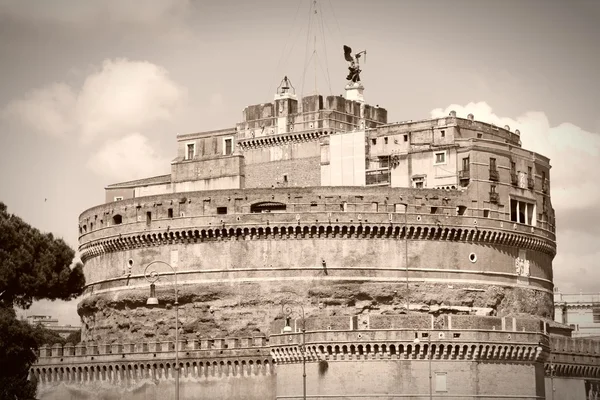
32;72;600;399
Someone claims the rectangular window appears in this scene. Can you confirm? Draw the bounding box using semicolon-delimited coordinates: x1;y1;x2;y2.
441;130;445;138
403;134;408;142
483;209;490;218
168;208;173;218
511;161;516;173
216;207;227;215
462;157;469;171
528;166;533;176
114;196;123;201
186;143;195;160
490;184;496;194
146;211;152;226
477;133;482;138
384;137;388;144
415;181;424;188
593;308;600;323
434;152;446;165
371;138;377;145
435;372;448;392
224;137;233;155
490;157;496;170
283;174;288;183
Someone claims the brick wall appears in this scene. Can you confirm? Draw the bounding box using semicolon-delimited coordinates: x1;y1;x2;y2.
245;157;321;188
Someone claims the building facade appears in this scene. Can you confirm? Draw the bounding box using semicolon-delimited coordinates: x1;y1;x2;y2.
555;291;600;339
32;79;600;400
26;315;81;339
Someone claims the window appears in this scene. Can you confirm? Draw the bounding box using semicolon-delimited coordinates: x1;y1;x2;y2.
112;215;122;225
490;158;496;170
146;211;152;226
483;209;490;218
593;308;600;323
528;166;533;176
216;207;227;215
371;138;377;145
462;157;469;171
511;161;516;173
477;133;482;138
223;137;233;155
403;134;408;142
186;143;195;160
490;184;496;194
114;196;123;201
412;176;426;188
283;174;288;183
434;151;446;165
384;137;388;144
168;208;173;218
510;199;536;225
441;130;445;138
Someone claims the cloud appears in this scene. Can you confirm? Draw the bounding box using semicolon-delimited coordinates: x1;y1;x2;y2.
2;58;187;143
2;83;76;137
86;133;169;182
431;102;600;292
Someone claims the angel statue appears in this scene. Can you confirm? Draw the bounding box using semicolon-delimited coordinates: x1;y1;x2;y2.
343;45;366;83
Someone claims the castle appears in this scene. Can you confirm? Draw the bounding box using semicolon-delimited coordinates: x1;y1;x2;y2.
31;70;600;399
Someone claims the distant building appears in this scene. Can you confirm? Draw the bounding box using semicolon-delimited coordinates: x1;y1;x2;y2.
554;291;600;338
26;315;80;339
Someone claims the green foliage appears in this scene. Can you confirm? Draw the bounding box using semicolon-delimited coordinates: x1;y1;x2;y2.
31;323;67;346
0;202;85;308
0;308;38;400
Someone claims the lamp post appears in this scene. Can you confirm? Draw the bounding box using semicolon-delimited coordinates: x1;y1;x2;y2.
414;332;432;400
144;261;179;400
399;202;409;312
281;301;306;400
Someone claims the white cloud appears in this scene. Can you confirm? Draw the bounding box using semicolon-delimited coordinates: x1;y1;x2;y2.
76;59;185;142
86;133;169;182
2;58;187;143
431;102;600;292
2;83;76;137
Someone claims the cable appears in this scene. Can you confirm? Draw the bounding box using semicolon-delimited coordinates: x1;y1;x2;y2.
273;0;304;95
317;0;333;95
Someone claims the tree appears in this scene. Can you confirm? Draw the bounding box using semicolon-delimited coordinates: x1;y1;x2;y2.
0;202;85;399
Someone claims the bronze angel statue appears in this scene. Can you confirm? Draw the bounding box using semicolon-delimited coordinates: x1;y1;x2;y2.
343;45;366;83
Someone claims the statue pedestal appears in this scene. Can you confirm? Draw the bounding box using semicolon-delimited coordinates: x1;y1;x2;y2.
345;82;365;102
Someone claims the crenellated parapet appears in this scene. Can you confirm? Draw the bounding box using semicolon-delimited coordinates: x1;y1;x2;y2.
270;314;550;365
546;336;600;379
32;336;273;386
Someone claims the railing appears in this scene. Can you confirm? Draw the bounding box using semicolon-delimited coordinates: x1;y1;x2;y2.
527;178;535;189
489;169;499;182
458;169;470;180
489;192;499;204
542;179;549;193
510;173;518;186
365;169;390;186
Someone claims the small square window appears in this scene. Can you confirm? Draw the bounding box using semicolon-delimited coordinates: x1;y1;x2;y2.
477;133;483;138
216;207;227;215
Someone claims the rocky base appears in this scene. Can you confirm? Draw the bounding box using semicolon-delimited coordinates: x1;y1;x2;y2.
77;281;553;343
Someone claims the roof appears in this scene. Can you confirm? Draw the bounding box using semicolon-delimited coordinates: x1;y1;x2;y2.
106;174;172;189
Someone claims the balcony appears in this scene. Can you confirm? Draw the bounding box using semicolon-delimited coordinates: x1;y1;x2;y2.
510;173;518;186
458;170;470;181
489;169;499;182
527;178;535;190
489;192;500;204
366;169;390;186
542;179;549;193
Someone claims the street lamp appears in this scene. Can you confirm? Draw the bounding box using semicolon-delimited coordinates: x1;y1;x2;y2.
144;260;180;400
414;332;432;400
281;301;306;400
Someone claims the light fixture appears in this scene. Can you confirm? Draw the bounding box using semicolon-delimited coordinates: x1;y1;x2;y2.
283;317;293;333
147;283;159;306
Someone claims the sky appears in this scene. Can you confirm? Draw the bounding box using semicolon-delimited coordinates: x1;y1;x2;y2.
0;0;599;325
